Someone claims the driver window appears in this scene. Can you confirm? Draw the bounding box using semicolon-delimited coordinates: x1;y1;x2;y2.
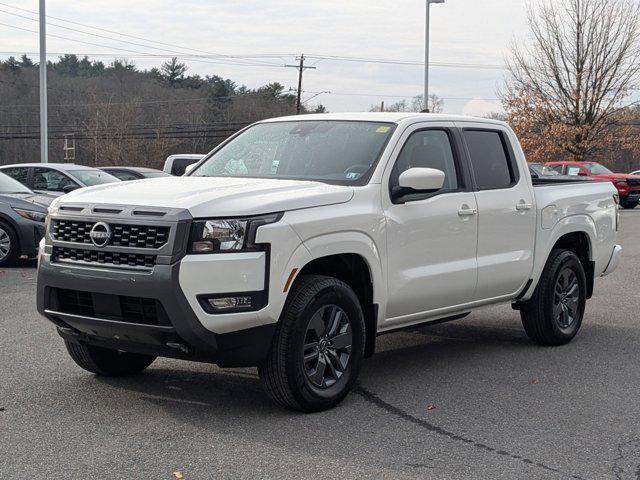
32;167;76;192
566;166;581;176
390;129;459;191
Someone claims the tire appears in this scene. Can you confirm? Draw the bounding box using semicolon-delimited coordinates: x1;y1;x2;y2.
520;249;587;346
258;275;366;412
64;340;156;377
0;221;19;267
620;200;638;209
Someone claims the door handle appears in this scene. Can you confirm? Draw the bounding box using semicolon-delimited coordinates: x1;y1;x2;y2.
516;202;533;211
458;206;478;216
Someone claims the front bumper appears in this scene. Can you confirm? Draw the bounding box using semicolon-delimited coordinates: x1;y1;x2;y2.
37;257;276;367
17;219;45;257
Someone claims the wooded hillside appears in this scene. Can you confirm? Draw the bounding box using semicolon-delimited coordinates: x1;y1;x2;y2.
0;54;323;169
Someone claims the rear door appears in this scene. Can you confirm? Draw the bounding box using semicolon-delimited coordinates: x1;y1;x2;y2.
460;123;536;301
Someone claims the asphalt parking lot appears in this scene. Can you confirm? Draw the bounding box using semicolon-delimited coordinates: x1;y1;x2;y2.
1;210;639;480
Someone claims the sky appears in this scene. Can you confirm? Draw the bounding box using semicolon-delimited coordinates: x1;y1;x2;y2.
0;0;536;115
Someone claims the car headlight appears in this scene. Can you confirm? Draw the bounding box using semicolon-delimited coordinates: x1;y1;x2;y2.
189;213;281;254
13;208;47;223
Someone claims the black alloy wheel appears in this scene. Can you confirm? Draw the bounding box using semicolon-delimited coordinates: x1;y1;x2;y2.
303;304;353;389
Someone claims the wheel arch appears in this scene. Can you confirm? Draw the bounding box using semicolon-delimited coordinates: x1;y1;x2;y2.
533;217;596;300
289;240;383;358
0;212;20;244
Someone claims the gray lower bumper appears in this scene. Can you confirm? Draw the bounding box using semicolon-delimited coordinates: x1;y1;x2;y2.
37;257;275;367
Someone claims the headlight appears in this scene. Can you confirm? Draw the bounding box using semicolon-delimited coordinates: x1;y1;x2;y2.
189;213;281;254
13;208;47;223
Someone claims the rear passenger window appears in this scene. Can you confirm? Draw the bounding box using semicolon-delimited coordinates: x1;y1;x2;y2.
464;130;515;190
2;167;28;186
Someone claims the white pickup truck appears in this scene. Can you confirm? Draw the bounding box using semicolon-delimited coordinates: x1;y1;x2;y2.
37;113;621;412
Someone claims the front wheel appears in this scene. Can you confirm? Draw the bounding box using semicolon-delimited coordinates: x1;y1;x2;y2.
0;221;19;267
258;275;366;412
520;249;587;346
64;340;156;376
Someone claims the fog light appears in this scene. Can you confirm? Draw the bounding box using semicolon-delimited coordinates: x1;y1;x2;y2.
207;296;253;311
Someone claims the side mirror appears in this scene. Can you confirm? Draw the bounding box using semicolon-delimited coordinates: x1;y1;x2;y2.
183;163;197;176
398;167;445;192
62;184;80;194
578;171;588;177
392;168;446;203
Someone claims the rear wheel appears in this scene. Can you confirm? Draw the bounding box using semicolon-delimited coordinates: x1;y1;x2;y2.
64;340;156;376
620;199;638;209
520;249;587;346
258;275;365;412
0;221;19;267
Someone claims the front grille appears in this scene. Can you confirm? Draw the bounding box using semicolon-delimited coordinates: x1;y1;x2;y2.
58;288;93;316
53;247;156;268
55;288;169;326
51;219;170;249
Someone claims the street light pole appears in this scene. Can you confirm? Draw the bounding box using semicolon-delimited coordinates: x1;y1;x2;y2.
424;0;444;113
39;0;48;163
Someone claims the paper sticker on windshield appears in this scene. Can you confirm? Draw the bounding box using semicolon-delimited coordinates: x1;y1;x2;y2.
376;126;391;133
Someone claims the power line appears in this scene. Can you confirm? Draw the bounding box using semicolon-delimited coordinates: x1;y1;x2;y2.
0;22;284;69
304;54;507;70
0;2;282;67
305;90;500;101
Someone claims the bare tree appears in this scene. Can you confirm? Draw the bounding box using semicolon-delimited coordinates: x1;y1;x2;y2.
411;94;444;113
370;94;444;113
504;0;640;162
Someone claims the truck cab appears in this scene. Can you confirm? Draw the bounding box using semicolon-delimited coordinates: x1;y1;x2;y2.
37;113;621;412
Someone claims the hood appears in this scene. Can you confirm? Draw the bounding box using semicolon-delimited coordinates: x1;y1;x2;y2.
0;194;49;212
56;176;354;217
0;192;53;208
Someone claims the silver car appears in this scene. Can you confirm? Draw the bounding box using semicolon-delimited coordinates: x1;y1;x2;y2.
0;163;120;197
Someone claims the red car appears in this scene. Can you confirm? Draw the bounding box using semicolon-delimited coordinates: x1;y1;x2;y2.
546;161;640;209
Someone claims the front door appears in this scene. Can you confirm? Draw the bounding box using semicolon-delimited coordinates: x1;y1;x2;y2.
384;125;478;323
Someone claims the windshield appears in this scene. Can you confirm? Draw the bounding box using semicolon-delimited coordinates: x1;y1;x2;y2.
68;169;120;186
0;171;31;194
191;121;397;185
583;162;613;175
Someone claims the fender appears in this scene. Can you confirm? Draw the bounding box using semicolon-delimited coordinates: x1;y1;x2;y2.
525;214;596;300
0;211;19;232
299;231;385;308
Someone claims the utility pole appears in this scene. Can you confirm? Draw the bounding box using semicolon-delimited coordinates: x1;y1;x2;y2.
285;54;316;115
39;0;48;163
380;101;385;113
424;0;445;113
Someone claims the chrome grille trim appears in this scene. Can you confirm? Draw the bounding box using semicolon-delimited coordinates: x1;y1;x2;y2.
51;219;170;249
52;246;157;268
45;203;193;269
